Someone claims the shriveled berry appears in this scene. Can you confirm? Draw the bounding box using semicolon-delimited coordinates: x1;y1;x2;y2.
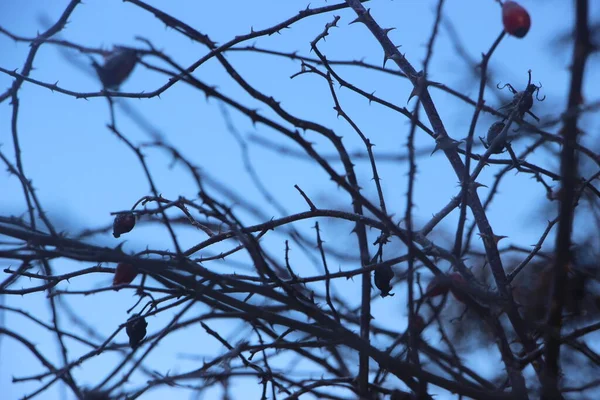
113;263;138;287
497;78;542;122
515;84;537;116
502;1;531;38
374;265;395;298
113;213;135;238
92;48;138;89
126;314;147;349
482;121;507;154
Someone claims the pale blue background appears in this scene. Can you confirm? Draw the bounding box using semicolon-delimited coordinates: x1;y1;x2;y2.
1;1;599;399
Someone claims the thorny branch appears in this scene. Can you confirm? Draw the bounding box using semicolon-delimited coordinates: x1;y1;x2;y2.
1;1;600;400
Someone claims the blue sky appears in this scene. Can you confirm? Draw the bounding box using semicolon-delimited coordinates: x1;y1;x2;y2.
1;0;600;399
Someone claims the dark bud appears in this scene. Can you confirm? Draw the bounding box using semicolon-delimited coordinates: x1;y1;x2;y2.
126;314;147;349
374;265;395;297
92;48;138;90
113;213;136;238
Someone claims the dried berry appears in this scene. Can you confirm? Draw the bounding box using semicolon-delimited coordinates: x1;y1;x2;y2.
517;84;537;115
113;213;135;238
374;265;395;298
480;121;507;154
497;74;544;122
92;48;138;90
126;314;147;349
113;263;138;287
500;84;538;120
502;1;531;38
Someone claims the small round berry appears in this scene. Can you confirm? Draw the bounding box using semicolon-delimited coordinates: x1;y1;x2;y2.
502;1;531;38
113;213;136;238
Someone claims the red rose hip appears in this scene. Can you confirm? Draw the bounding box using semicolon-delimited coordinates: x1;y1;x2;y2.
424;275;450;298
113;263;138;286
502;1;531;38
449;273;469;303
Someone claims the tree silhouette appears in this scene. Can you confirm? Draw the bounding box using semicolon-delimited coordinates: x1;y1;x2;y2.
1;1;599;399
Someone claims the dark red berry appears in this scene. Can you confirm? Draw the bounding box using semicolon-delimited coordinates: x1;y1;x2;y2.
126;314;147;349
374;265;395;298
92;48;138;89
412;314;426;334
424;275;450;298
449;273;469;303
113;213;135;238
502;1;531;38
113;263;138;287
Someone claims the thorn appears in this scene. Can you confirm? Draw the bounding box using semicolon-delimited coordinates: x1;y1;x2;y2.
368;90;376;105
382;27;396;36
407;85;420;103
407;71;427;103
382;53;392;68
493;234;508;244
431;136;462;155
477;232;508;245
349;15;363;25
